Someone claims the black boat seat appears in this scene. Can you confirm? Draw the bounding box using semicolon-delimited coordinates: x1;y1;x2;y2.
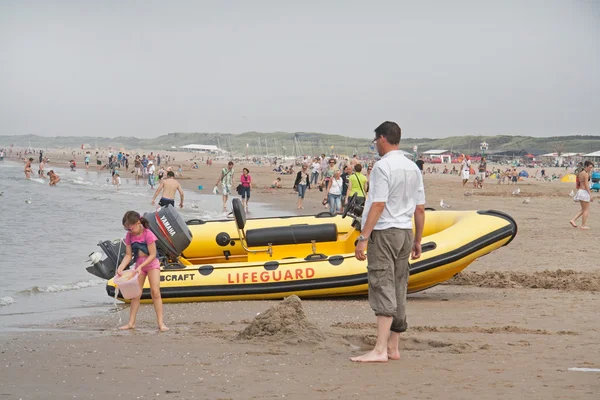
246;223;338;247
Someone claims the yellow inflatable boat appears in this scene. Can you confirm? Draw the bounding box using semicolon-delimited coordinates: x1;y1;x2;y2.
86;196;517;303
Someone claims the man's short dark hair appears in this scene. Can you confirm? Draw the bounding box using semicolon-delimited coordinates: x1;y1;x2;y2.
374;121;401;145
167;171;175;177
228;161;234;166
354;164;362;173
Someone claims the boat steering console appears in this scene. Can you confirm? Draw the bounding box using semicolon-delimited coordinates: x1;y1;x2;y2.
342;193;363;231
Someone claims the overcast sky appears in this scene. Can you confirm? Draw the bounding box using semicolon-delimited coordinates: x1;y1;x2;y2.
1;0;598;139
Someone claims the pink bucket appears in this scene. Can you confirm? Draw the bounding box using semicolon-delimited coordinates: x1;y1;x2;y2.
114;270;142;300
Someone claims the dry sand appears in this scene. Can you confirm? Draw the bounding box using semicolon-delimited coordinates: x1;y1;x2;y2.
1;150;599;399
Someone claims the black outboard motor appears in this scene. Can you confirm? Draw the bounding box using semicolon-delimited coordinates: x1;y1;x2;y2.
86;239;126;279
86;205;193;280
143;204;193;260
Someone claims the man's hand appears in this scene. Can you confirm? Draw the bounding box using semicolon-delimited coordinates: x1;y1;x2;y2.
151;200;156;205
411;241;422;260
179;202;184;209
355;240;367;261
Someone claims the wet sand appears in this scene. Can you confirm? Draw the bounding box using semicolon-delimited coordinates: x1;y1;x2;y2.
2;151;599;399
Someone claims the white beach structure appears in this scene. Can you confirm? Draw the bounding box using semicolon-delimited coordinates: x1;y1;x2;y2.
583;150;600;162
179;144;227;154
540;152;582;165
422;149;452;163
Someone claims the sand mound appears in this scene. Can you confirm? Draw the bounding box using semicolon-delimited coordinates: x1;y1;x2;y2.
447;269;600;291
237;295;325;344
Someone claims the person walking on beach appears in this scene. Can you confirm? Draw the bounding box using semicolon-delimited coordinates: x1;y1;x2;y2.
319;158;337;203
478;157;487;189
133;155;142;185
310;158;321;186
570;161;595;230
460;154;471;187
239;168;252;213
216;161;234;212
325;169;344;214
415;155;424;175
84;151;91;172
511;167;518;185
352;121;425;363
152;171;184;208
116;211;169;332
147;161;155;189
346;163;368;207
293;164;311;209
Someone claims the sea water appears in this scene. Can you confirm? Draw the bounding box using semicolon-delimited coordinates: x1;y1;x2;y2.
0;161;286;329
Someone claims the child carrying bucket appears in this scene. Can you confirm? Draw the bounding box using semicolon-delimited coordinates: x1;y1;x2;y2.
116;211;169;332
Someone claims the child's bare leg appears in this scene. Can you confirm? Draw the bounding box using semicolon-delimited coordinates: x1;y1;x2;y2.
147;269;168;331
119;273;146;330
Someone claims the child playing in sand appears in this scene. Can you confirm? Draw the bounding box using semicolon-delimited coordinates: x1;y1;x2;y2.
270;177;282;188
116;211;169;331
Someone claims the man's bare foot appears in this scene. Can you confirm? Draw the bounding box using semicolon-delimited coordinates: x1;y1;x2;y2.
387;349;400;360
569;220;577;228
119;323;135;330
159;325;170;332
350;349;388;363
580;225;590;230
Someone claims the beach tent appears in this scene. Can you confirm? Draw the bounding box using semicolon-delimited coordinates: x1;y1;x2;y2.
584;150;600;162
518;170;529;178
560;174;577;183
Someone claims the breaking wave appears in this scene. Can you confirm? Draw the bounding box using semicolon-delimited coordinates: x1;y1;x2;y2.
0;296;16;306
19;279;105;294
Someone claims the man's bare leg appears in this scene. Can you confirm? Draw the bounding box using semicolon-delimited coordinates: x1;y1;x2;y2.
387;331;401;360
350;315;392;363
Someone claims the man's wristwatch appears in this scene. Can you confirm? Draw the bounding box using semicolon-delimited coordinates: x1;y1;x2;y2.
357;234;369;242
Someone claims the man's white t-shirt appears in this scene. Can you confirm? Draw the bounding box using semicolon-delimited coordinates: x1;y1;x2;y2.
461;159;471;172
311;162;320;174
148;165;155;175
362;150;426;230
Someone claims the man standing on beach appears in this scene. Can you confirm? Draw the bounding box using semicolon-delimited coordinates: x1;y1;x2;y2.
415;155;424;174
351;121;425;363
152;171;184;208
461;154;471;187
478;157;487;189
147;160;155;189
216;161;234;212
134;155;142;185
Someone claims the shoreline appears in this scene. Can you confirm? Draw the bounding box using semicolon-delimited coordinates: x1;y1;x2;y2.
1;149;599;399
